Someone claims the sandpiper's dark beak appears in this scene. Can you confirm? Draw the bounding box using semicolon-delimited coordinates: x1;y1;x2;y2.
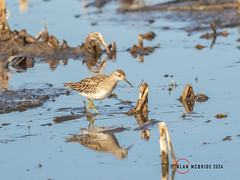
123;78;133;87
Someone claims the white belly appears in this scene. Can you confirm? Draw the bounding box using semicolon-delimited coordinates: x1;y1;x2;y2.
80;89;112;100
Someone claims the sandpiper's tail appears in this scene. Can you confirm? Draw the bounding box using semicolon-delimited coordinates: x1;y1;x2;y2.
63;82;72;88
63;82;80;91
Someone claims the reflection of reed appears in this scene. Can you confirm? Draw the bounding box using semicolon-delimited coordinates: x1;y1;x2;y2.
0;56;35;89
40;58;68;71
129;33;156;63
134;113;150;141
0;59;11;89
83;56;108;74
19;0;28;12
181;99;195;113
0;68;10;89
67;127;129;159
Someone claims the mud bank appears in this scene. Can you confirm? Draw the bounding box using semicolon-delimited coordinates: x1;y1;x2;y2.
0;28;102;59
117;0;240;31
0;84;69;114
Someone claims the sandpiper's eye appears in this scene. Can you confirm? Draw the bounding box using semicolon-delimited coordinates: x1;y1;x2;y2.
118;75;121;77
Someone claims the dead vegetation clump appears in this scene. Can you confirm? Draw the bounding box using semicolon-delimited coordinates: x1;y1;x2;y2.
178;85;209;113
215;113;227;119
129;32;158;57
5;56;35;71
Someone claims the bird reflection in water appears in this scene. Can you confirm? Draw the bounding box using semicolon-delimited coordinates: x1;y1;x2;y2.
83;51;116;75
67;126;131;159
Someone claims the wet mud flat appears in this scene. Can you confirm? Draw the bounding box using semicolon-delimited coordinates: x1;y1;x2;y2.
117;0;240;31
0;84;69;114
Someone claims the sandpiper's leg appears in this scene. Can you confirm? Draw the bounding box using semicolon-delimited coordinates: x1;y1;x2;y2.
99;100;103;106
87;99;99;114
86;99;92;112
91;101;99;114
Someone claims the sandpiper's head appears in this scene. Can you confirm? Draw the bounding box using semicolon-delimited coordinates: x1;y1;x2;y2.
112;70;132;87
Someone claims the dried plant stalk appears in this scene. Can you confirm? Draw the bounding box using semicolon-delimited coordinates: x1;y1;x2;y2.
134;81;148;112
0;0;4;12
159;122;176;180
158;122;176;164
159;122;169;164
179;85;209;113
0;0;10;30
238;0;240;13
181;85;195;101
85;32;111;54
179;85;195;113
210;23;217;37
127;81;148;115
165;125;176;163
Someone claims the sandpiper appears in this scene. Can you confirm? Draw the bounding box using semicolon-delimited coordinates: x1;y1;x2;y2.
64;70;132;114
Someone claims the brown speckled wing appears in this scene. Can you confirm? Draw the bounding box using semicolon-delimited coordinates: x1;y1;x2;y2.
64;75;108;94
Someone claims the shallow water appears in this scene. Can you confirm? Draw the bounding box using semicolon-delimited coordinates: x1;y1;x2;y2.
1;0;240;179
